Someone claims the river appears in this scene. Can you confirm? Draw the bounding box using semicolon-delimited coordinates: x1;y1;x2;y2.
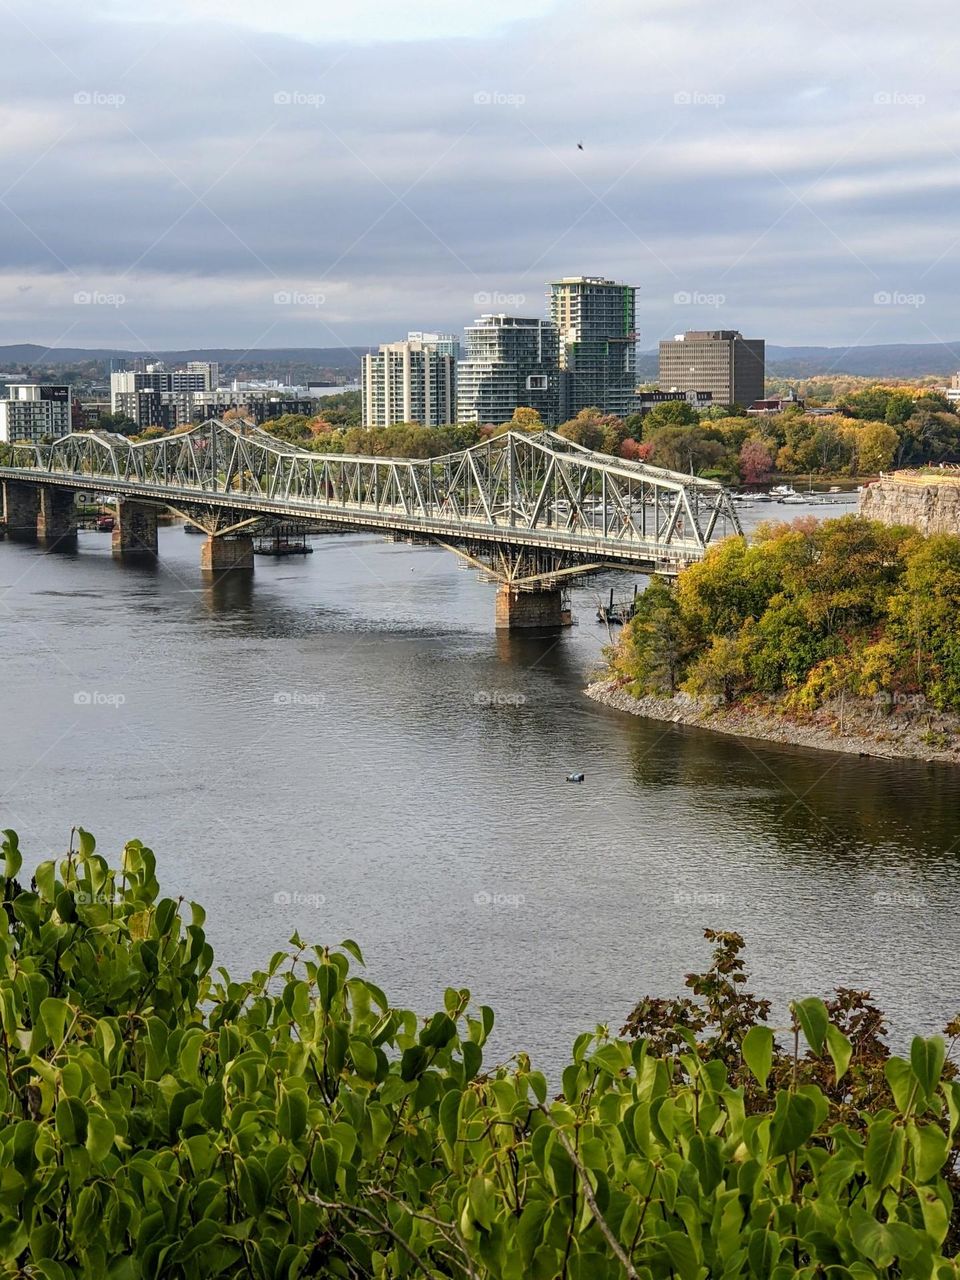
1;514;958;1071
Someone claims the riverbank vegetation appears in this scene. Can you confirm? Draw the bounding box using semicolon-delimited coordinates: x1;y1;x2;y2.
249;383;960;484
3;828;960;1276
607;516;960;717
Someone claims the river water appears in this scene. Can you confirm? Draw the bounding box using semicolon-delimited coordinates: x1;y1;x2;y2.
1;513;958;1071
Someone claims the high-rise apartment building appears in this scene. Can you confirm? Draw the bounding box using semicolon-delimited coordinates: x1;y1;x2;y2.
361;337;456;427
658;331;765;409
549;276;638;418
406;332;460;360
456;315;559;426
0;384;72;443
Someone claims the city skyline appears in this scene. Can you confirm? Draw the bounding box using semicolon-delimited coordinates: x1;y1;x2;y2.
0;1;955;350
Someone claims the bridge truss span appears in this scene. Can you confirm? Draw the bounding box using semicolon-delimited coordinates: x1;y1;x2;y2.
0;420;741;586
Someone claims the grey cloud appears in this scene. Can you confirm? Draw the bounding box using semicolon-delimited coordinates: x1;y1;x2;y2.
0;0;957;347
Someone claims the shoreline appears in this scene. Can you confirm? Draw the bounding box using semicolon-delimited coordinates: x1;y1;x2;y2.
584;679;960;766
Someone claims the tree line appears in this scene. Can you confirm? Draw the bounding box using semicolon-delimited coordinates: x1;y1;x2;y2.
609;516;960;714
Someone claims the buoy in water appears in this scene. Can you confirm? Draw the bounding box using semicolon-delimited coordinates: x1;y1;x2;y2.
566;772;585;783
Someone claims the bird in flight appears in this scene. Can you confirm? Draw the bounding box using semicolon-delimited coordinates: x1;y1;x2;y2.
577;141;584;150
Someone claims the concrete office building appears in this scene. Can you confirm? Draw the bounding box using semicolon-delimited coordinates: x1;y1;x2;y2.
658;330;765;409
549;276;638;417
110;362;221;428
361;337;456;427
0;384;72;443
456;314;559;426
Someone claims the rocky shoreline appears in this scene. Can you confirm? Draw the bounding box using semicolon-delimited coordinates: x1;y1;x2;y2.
585;679;960;766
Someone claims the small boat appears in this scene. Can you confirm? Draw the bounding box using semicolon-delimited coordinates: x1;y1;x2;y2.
96;514;115;532
770;484;797;497
566;772;585;784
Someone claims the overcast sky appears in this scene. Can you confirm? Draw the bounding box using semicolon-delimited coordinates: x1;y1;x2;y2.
0;0;956;352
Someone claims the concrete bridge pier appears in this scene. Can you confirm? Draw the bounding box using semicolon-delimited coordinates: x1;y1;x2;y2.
112;500;159;556
38;487;77;547
2;481;39;541
495;585;572;631
200;534;254;573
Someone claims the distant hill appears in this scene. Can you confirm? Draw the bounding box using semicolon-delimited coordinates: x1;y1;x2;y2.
2;340;960;381
0;344;373;370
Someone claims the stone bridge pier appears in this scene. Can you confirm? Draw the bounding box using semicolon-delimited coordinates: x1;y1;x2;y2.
112;500;159;556
495;585;572;631
2;481;40;541
200;534;254;572
38;487;77;547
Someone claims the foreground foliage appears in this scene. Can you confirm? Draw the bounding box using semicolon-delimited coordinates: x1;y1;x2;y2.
609;515;960;713
3;829;960;1277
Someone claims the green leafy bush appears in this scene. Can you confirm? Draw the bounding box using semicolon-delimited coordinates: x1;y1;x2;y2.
609;517;960;713
3;830;960;1277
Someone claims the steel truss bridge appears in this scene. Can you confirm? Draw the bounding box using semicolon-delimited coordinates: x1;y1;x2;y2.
0;420;741;589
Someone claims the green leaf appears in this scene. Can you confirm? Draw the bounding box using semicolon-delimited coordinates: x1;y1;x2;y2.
317;964;339;1013
339;938;364;965
439;1089;461;1152
864;1118;905;1190
769;1091;817;1158
348;1041;378;1081
793;997;828;1056
278;1088;308;1142
55;1097;88;1147
419;1012;456;1049
400;1046;428;1082
2;830;22;879
908;1122;948;1183
741;1025;774;1088
85;1113;115;1165
885;1057;916;1115
910;1035;946;1097
825;1023;852;1085
662;1230;701;1280
39;998;70;1051
310;1140;339;1196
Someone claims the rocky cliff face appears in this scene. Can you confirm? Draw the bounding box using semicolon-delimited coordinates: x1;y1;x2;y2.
859;476;960;534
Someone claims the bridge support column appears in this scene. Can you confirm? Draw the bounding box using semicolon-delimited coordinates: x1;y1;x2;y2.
200;535;254;573
495;585;571;631
2;481;39;541
37;487;77;547
112;500;158;556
